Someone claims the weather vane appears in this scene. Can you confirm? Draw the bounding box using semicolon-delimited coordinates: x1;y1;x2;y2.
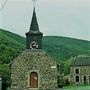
32;0;37;8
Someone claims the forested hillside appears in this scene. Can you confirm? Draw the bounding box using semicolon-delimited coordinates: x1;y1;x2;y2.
0;29;25;64
43;36;90;62
0;28;90;83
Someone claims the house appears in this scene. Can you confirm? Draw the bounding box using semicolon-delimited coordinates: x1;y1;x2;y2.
70;56;90;85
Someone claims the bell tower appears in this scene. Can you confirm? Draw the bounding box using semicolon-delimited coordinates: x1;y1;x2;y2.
26;0;43;49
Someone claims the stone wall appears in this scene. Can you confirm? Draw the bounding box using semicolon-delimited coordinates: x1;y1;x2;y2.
11;49;58;90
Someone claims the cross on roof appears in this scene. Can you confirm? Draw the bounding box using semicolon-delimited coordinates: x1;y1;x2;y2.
32;0;37;8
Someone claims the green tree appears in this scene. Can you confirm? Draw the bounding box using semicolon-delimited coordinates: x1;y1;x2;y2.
0;64;10;87
64;58;72;75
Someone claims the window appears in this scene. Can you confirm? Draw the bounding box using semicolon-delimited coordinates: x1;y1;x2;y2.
75;69;79;74
89;76;90;84
83;76;87;84
76;76;79;82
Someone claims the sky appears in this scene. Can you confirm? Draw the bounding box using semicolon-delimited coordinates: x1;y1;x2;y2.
0;0;90;41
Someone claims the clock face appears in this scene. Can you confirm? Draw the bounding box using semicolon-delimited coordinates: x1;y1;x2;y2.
30;41;38;49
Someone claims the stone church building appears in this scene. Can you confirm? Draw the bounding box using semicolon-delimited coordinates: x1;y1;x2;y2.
10;7;59;90
70;56;90;85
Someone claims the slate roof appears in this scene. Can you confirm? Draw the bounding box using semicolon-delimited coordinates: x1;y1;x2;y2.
71;56;90;66
26;7;42;35
29;8;39;32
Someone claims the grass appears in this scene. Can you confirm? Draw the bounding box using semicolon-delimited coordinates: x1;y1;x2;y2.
63;85;90;90
7;86;90;90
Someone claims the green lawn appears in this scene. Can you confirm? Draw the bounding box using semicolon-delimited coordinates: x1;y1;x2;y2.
62;85;90;90
7;86;90;90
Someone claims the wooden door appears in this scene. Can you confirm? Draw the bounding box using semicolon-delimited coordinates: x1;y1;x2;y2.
30;72;38;88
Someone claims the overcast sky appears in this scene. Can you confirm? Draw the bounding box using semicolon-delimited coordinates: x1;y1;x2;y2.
0;0;90;41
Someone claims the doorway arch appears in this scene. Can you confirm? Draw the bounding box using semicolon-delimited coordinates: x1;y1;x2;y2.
30;72;38;88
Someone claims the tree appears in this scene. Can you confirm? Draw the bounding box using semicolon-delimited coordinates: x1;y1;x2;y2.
0;64;10;87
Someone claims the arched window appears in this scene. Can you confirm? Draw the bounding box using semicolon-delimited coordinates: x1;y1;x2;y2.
76;76;79;82
83;76;87;84
30;72;38;88
89;76;90;84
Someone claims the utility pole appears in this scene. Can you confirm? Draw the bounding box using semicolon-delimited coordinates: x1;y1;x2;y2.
0;78;2;90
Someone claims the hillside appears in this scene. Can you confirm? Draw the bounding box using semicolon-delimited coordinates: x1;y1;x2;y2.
43;36;90;62
0;28;90;77
0;29;25;64
0;28;90;64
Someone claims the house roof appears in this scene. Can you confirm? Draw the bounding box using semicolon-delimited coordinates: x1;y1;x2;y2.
71;56;90;66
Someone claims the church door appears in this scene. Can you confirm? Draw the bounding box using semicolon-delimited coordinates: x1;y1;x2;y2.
30;72;38;88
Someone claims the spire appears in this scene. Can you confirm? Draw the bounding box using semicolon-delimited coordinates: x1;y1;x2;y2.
26;0;43;49
29;2;39;32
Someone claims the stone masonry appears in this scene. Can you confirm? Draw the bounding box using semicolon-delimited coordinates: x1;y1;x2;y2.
11;49;58;90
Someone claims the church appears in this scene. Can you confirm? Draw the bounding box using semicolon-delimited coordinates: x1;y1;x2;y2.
10;4;59;90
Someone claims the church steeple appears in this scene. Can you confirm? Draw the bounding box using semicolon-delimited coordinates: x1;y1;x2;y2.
29;7;39;32
26;1;43;49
